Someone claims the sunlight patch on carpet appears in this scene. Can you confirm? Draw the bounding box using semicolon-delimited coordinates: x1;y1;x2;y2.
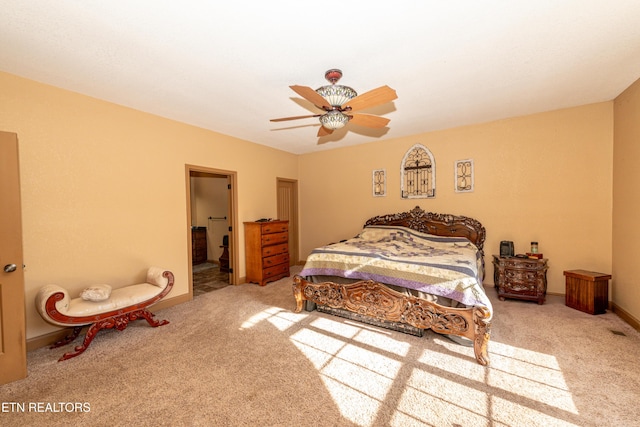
352;329;411;357
310;316;362;339
320;376;382;426
393;370;490;426
240;306;308;331
491;396;580;427
242;294;582;426
311;316;411;357
289;320;411;426
487;341;574;409
419;339;489;382
291;328;349;356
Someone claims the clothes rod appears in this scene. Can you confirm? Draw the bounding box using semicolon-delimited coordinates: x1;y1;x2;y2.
208;216;227;220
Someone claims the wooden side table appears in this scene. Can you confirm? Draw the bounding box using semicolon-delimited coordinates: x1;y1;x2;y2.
563;270;611;315
493;255;549;304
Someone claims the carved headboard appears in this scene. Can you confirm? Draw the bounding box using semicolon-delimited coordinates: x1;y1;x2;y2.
363;206;486;255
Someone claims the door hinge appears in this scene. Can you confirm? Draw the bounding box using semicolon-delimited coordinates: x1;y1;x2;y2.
227;184;231;190
228;226;232;232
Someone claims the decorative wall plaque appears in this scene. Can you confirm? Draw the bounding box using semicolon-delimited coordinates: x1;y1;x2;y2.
372;169;386;197
455;159;474;193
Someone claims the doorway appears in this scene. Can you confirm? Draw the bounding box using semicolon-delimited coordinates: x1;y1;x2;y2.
186;165;238;297
277;177;299;266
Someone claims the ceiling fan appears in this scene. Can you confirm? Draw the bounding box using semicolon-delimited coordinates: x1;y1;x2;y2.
270;69;397;137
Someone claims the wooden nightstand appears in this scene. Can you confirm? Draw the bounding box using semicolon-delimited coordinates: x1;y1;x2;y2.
493;255;549;304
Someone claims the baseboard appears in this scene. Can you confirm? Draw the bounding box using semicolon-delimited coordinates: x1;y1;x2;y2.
26;329;79;352
612;303;640;332
150;292;191;312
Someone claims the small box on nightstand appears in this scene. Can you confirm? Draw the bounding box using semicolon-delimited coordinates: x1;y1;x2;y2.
563;269;611;315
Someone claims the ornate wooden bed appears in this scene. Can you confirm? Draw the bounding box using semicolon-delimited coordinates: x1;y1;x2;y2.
292;206;492;365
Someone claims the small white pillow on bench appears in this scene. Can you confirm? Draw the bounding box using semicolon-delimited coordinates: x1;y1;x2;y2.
80;284;112;302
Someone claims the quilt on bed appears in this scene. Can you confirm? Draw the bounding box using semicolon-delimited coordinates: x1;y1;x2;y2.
299;225;492;314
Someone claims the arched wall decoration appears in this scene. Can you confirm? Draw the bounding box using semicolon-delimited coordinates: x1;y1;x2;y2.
401;144;435;199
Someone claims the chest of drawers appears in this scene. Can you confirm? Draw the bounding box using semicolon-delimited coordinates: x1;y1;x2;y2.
244;220;290;286
493;255;548;304
192;227;207;265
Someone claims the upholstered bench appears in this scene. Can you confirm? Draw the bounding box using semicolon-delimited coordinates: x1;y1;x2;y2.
36;267;174;361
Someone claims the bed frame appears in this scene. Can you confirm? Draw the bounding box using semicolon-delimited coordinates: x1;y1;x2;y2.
292;206;491;366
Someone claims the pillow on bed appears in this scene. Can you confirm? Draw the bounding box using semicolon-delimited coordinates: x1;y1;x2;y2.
80;284;112;302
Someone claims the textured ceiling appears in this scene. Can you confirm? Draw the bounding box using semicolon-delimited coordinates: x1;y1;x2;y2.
2;1;640;154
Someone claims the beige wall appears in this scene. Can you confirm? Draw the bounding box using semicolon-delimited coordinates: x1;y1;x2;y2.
613;77;640;322
3;68;634;341
0;72;299;339
299;103;614;297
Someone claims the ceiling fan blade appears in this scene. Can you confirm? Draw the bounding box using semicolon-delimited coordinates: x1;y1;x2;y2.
348;113;390;128
342;85;397;112
290;85;331;109
270;114;321;122
317;126;334;137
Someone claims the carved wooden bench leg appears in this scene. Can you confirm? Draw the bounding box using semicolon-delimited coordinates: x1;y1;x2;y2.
50;326;83;349
59;320;109;361
136;308;170;327
57;310;170;361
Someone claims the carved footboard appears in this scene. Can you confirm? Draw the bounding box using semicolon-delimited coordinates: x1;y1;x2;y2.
292;275;491;366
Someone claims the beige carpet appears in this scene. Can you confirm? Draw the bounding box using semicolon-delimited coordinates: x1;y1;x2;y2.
2;266;639;427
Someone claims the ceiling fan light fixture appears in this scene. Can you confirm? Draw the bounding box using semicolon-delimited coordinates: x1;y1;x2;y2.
315;85;357;107
319;110;349;130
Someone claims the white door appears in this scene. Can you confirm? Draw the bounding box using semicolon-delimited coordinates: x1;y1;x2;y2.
0;131;27;384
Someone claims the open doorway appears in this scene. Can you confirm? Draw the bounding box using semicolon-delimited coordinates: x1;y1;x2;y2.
277;177;299;266
186;165;238;297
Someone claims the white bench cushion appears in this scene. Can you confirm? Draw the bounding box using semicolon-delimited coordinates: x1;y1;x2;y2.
80;284;112;301
67;283;164;317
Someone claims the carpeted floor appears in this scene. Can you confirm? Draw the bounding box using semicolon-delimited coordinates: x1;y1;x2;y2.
2;266;640;426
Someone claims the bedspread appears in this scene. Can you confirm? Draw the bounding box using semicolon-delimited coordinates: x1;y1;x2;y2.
300;225;492;314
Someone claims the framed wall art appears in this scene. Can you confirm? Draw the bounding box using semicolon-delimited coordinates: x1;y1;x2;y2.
400;143;435;199
455;159;474;193
372;169;386;197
